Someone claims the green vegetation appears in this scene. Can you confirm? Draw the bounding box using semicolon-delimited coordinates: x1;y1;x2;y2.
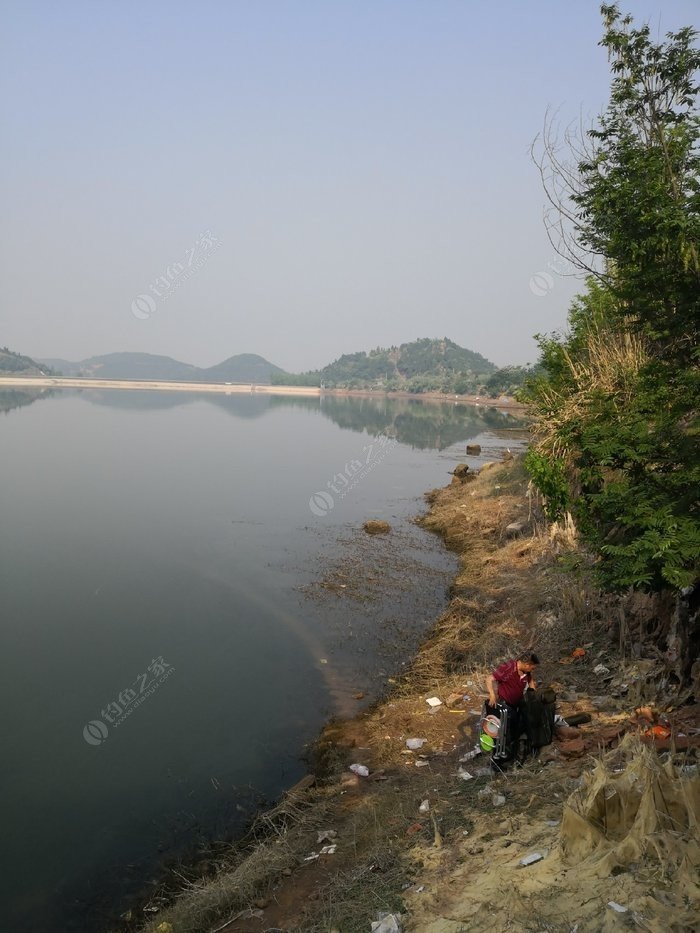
0;346;54;376
272;337;497;393
524;5;699;592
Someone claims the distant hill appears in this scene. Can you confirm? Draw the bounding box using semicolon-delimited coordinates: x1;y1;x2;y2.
36;352;285;384
31;339;506;394
200;354;285;384
0;346;55;376
273;337;497;394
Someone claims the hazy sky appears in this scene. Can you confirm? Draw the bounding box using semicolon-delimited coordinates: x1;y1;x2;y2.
1;1;697;372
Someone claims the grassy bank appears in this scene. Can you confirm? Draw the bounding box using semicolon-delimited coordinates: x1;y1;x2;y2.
130;458;698;933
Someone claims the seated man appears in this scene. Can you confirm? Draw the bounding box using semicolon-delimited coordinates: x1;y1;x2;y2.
485;651;539;764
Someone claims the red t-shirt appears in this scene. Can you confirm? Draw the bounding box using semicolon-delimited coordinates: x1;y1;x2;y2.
492;659;531;705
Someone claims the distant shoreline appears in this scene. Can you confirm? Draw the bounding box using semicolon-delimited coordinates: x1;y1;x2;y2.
0;376;526;409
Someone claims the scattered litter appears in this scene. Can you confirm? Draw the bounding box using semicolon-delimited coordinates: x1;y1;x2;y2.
607;902;628;913
415;760;430;768
406;738;427;750
418;799;430;814
317;829;337;843
371;912;403;932
593;663;610;675
319;844;337;855
426;696;443;707
519;852;544;866
349;764;369;777
303;852;319;861
649;724;671;739
492;794;506;807
459;747;481;762
544;819;560;827
457;768;474;781
319;658;328;664
414;885;425;893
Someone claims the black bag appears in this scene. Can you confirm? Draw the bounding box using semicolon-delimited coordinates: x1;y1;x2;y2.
522;687;556;748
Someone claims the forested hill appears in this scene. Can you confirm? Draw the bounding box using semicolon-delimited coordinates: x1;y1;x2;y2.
0;346;54;376
11;340;529;396
35;352;284;384
273;337;501;393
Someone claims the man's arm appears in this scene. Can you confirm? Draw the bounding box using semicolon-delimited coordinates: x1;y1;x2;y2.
485;673;498;706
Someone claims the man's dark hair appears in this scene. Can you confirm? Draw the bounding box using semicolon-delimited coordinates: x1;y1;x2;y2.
518;651;540;664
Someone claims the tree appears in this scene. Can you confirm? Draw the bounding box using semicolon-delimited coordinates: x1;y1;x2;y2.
524;5;700;592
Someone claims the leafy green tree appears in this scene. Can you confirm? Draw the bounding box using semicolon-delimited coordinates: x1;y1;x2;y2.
524;6;700;592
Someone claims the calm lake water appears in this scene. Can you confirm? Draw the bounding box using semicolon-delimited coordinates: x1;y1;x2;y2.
0;388;525;931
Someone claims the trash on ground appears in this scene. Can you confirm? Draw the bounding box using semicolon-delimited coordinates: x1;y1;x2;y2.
319;844;337;855
406;737;427;749
415;760;430;767
457;768;474;781
492;794;506;806
519;851;545;866
593;663;610;675
371;913;403;932
349;763;370;776
544;819;560;827
607;902;628;913
459;747;481;761
425;696;443;707
317;829;337;843
418;799;430;813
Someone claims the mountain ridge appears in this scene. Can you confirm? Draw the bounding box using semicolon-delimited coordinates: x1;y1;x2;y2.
3;338;518;395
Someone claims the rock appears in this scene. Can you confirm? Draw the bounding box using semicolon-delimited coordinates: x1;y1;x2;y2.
558;738;585;758
363;520;390;535
565;712;592;726
555;725;582;740
452;464;475;484
599;724;627;746
466;444;481;455
505;522;525;537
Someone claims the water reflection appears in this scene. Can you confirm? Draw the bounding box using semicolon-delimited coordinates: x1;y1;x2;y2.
0;387;55;415
1;387;526;448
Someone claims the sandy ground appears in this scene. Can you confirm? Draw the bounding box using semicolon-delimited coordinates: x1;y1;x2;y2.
0;376;525;408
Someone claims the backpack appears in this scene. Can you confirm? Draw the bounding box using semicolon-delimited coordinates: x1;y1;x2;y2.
522;687;556;748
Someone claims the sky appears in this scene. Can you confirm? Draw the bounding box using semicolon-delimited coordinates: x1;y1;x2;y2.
1;0;697;372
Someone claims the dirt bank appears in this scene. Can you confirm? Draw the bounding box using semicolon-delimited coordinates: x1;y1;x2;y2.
132;459;698;933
